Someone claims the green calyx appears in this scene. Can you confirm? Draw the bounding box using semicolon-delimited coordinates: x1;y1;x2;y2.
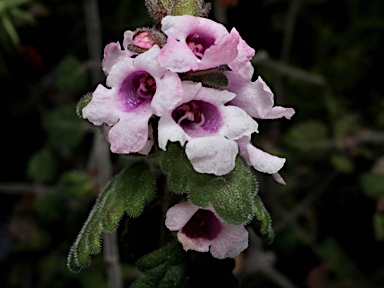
76;92;92;119
171;0;210;17
180;65;230;89
145;0;211;23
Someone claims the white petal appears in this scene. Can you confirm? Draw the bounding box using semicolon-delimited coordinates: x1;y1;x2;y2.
185;136;238;176
219;105;258;140
158;115;190;150
246;144;286;174
210;224;248;259
165;202;199;231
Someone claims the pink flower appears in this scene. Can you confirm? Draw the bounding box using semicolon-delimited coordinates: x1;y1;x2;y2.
165;201;248;259
82;45;183;154
158;81;258;176
226;72;295;120
158;15;240;73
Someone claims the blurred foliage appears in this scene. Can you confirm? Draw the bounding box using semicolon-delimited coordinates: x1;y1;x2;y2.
1;0;384;287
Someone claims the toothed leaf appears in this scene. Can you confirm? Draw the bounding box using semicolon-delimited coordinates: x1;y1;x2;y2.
159;143;257;225
252;195;274;244
67;163;156;272
188;157;257;225
133;242;187;288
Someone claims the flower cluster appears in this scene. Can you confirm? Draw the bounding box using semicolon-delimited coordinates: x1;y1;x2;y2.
81;15;294;259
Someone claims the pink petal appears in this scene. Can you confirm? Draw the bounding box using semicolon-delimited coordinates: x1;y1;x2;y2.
122;30;135;50
227;74;274;119
197;27;240;71
151;70;184;116
193;84;235;106
161;15;228;42
133;45;166;78
272;173;286;185
245;143;286;174
82;84;120;126
210;225;248;259
102;42;133;76
219;105;259;140
264;106;296;120
228;28;255;79
158;114;191;150
158;36;198;72
177;231;210;252
185;136;238;176
165;202;199;231
108;108;152;154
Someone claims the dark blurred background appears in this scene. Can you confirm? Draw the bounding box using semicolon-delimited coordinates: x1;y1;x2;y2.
1;0;384;287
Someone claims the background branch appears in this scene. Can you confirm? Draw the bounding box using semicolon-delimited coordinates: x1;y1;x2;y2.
83;1;123;287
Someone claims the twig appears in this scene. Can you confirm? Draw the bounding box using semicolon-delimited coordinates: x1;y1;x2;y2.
252;51;326;86
240;229;298;288
83;1;123;287
0;183;53;195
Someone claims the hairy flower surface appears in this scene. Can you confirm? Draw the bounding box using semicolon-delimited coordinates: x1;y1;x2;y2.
158;81;258;175
158;15;240;72
83;45;183;154
165;201;248;259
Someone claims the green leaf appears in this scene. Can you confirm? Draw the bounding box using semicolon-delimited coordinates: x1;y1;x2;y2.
67;162;156;273
27;148;57;183
54;56;87;93
133;242;187;288
373;211;384;242
360;173;384;198
43;103;85;148
159;143;204;194
251;195;274;244
2;12;20;46
160;143;257;225
330;154;354;173
56;171;92;197
116;162;157;217
284;121;328;157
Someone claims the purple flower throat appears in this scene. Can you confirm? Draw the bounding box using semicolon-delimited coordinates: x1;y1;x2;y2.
119;71;156;111
187;32;214;60
182;209;222;240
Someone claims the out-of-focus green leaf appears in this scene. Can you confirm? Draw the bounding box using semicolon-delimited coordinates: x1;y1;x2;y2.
55;56;87;93
56;171;92;198
1;12;20;46
43;103;84;148
284;121;329;157
360;173;384;198
373;211;384;242
27;148;57;183
330;154;354;173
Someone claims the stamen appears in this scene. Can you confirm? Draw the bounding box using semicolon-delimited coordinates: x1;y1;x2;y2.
195;113;205;127
177;111;195;125
137;74;156;99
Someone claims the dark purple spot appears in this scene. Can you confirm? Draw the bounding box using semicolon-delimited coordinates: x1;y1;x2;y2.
182;209;222;240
